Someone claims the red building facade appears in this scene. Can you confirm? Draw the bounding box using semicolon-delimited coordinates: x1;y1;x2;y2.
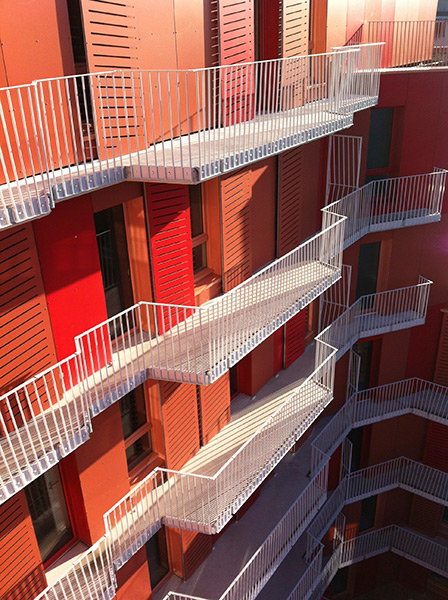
0;2;447;600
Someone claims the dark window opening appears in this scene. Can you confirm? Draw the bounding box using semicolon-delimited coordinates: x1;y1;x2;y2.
66;0;87;71
25;466;73;563
366;108;394;170
229;365;238;398
347;427;363;472
146;527;169;589
95;205;133;334
352;341;374;392
359;494;377;532
442;505;448;523
331;566;349;595
120;387;153;472
355;242;381;300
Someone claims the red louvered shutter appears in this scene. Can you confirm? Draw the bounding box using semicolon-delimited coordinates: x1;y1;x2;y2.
221;168;252;291
284;309;306;368
434;308;448;386
277;148;303;257
146;183;195;330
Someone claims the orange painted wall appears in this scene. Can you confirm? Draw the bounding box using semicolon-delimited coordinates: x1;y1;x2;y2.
70;402;130;543
115;546;152;600
0;0;75;85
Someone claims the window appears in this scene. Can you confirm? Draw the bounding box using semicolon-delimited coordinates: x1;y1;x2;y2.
442;506;448;523
355;242;381;300
25;466;72;563
189;186;208;275
229;365;238;398
347;427;363;472
366;108;394;171
120;387;153;472
146;527;169;589
95;205;133;318
359;495;377;532
331;566;349;595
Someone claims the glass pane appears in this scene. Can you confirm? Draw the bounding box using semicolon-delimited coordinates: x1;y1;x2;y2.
355;242;380;300
120;388;147;440
353;341;374;391
146;527;169;589
366;107;394;170
189;186;204;238
359;495;377;532
125;431;152;471
192;243;207;274
25;467;72;562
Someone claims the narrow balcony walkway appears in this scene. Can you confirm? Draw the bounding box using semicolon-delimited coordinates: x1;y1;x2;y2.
0;44;382;229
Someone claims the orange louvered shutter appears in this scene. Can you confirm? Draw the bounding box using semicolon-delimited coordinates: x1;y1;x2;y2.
221;168;252;291
0;492;46;599
281;0;310;57
0;225;57;434
284;310;306;368
198;373;231;445
159;381;200;471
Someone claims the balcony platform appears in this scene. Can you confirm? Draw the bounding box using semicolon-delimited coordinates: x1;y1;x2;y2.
181;342;316;478
153;414;332;600
0;94;374;228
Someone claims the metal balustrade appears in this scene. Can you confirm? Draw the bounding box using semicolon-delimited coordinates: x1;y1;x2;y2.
33;536;115;600
0;45;383;230
365;19;448;69
317;275;432;361
104;340;335;567
311;377;448;477
323;170;447;250
0;212;344;503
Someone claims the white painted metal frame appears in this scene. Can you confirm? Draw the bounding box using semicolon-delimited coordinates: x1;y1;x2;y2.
0;45;385;229
325;134;362;205
323;169;447;250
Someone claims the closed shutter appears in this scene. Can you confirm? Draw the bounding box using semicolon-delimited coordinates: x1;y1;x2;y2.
221;168;252;291
423;421;448;473
0;492;46;599
198;373;231;445
434;308;448;386
181;530;213;579
218;0;254;65
408;495;442;538
146;183;195;327
281;0;309;58
284;309;306;368
0;225;57;432
160;381;200;471
277;148;303;257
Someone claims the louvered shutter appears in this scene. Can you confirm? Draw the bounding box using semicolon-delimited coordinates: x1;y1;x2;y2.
198;373;231;445
434;308;448;386
0;225;57;433
220;168;252;291
281;0;309;58
284;310;306;368
159;381;200;471
277;148;303;257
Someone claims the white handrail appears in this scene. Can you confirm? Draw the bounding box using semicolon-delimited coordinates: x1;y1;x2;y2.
0;45;384;229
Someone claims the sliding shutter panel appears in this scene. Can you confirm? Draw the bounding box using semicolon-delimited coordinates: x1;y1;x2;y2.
221;168;252;291
277;148;303;257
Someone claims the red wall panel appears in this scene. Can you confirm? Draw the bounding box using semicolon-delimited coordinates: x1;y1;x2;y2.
408;495;442;538
251;158;276;272
32;194;108;361
115;546;152;600
181;530;213;579
278;148;303;257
